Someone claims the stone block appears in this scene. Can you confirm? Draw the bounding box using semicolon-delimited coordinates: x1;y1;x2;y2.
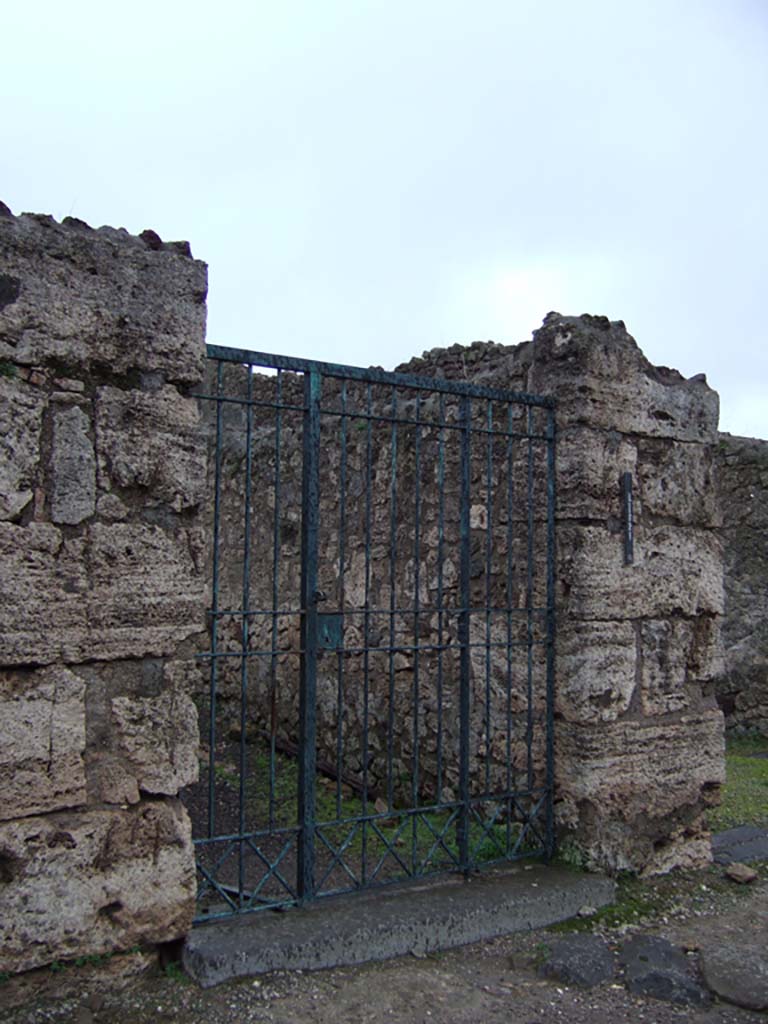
0;213;207;385
0;523;87;665
0;375;45;521
0;800;195;974
529;314;719;442
557;523;724;620
640;616;723;715
0;665;86;821
554;426;637;521
555;709;725;872
637;438;719;527
0;522;205;665
111;683;199;797
95;384;207;510
51;402;96;524
556;620;636;722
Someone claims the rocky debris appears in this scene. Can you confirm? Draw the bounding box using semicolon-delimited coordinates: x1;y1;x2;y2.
700;944;768;1011
618;935;711;1006
724;862;758;884
538;935;615;988
712;825;768;865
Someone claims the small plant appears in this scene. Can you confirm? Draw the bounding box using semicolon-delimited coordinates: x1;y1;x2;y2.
0;360;16;379
0;971;10;986
163;961;189;983
530;941;551;968
556;837;588;871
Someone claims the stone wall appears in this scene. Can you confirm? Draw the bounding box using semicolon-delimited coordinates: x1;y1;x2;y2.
0;204;208;974
715;433;768;734
0;199;729;974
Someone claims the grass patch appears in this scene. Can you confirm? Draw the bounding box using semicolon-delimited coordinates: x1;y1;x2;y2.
707;733;768;832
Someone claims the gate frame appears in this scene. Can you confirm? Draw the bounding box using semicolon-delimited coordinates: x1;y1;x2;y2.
194;344;557;920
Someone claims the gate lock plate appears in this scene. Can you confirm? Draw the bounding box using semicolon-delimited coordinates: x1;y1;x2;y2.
317;613;343;651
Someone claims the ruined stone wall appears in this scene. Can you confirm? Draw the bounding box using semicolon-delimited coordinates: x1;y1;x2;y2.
715;433;768;734
0;205;208;974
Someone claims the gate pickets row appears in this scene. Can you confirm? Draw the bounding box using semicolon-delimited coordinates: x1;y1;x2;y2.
187;345;556;921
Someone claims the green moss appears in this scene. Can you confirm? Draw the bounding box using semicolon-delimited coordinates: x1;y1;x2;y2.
548;872;663;934
0;359;16;378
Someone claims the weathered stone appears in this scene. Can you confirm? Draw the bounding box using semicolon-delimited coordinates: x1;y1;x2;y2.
724;861;758;883
554;425;638;521
637;437;720;528
0;523;87;665
111;684;199;796
0;375;45;520
0;665;86;820
558;523;724;619
0;800;195;973
51;403;96;524
619;935;711;1006
639;617;723;715
715;434;768;733
0;213;207;384
556;710;724;872
95;385;207;510
529;314;719;442
712;825;768;865
556;620;636;722
539;934;615;988
0;522;204;664
700;944;768;1010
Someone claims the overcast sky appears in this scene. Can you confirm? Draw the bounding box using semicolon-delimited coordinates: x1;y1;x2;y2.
2;0;766;437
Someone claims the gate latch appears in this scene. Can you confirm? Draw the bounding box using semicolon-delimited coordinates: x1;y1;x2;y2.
317;613;343;651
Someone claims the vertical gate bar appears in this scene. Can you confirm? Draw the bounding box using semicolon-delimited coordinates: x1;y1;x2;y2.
298;369;322;903
411;393;422;871
208;360;225;841
435;394;446;803
545;407;557;857
237;366;254;904
484;400;493;794
386;386;398;810
525;405;535;794
269;371;283;829
457;395;472;871
505;403;515;847
362;382;373;882
335;380;348;818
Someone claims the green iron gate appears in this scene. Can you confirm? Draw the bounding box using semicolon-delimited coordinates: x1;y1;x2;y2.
190;345;556;921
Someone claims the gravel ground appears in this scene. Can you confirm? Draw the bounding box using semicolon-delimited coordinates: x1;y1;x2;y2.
1;864;766;1024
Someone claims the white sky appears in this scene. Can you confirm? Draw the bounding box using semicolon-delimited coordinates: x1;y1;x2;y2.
2;0;766;438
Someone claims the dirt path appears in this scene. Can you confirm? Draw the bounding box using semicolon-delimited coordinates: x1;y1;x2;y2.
2;867;766;1024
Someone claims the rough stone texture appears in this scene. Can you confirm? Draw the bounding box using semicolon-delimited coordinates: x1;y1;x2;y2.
0;521;205;665
538;934;615;988
700;944;768;1010
111;686;199;797
0;665;86;821
555;710;724;873
0;801;195;974
51;402;96;524
0;206;206;974
95;385;207;511
0;374;45;521
619;935;711;1006
715;433;768;733
0;211;207;384
711;825;768;865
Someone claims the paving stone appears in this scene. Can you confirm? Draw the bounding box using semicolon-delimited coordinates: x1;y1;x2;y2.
538;934;615;988
700;944;768;1010
619;935;710;1006
712;826;768;865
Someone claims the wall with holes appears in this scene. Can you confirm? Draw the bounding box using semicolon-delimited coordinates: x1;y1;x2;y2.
0;203;208;974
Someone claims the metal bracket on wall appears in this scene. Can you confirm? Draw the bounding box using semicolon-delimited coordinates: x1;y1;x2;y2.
621;471;634;565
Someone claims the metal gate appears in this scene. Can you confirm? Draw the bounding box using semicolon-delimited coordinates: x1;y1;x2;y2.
190;345;556;922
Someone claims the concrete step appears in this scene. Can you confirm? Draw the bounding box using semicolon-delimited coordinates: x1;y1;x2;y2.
183;862;615;988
